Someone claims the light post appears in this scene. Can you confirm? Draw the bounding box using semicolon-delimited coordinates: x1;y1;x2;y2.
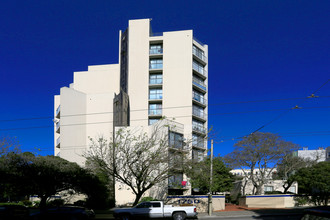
208;139;213;216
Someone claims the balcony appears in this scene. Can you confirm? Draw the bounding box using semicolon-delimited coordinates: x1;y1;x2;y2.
148;109;162;116
56;137;60;148
192;141;205;150
192;125;207;135
56;121;60;134
193;109;207;121
192;93;207;106
149;78;163;88
193;78;207;92
149;48;163;55
193;48;207;64
192;65;207;78
56;105;60;118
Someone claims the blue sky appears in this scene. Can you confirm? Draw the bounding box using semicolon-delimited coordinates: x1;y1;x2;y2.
0;0;329;156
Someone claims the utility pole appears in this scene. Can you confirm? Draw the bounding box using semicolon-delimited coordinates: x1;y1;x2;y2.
208;139;214;216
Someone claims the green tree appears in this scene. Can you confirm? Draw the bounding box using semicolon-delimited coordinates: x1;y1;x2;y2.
185;156;233;194
225;132;299;195
274;153;316;193
0;153;109;209
294;161;330;206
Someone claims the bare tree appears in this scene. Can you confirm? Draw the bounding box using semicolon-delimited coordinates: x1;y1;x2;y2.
0;136;20;156
225;132;299;195
84;121;188;206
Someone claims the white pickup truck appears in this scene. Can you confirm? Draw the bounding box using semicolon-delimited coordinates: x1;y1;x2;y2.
113;201;198;220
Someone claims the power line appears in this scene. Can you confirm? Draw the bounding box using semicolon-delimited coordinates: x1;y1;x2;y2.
1;95;329;123
1;105;330;131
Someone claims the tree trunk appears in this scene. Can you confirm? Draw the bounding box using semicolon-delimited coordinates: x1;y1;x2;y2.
39;196;48;211
132;191;145;206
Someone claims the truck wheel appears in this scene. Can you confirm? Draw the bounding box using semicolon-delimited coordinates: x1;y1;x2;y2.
173;212;186;220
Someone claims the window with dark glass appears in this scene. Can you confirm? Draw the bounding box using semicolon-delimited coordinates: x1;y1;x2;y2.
193;90;205;104
169;132;183;149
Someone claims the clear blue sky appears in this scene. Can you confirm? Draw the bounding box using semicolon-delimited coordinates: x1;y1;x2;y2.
0;0;329;156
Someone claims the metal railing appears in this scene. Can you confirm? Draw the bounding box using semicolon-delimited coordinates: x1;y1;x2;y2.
149;78;163;85
193;65;207;76
193;109;207;120
148;109;162;115
193;36;205;46
56;137;60;147
192;125;207;134
149;64;163;70
56;105;61;116
192;78;206;91
56;122;60;130
192;93;206;105
150;48;163;55
193;48;207;62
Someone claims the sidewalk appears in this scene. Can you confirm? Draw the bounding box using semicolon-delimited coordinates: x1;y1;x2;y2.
198;204;305;218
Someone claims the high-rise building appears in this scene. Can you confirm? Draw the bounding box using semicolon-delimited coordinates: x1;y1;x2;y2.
54;19;208;204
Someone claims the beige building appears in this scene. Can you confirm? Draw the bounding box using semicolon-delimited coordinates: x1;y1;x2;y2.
54;19;208;205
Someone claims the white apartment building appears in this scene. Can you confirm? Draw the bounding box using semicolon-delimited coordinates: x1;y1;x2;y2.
295;147;327;162
54;19;208;204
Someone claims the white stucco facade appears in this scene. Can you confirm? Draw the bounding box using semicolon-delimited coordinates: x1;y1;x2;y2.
54;19;208;205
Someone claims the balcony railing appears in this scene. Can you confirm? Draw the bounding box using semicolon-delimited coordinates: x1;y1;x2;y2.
149;109;162;116
193;36;205;46
56;105;61;117
56;137;60;148
56;122;60;133
149;94;163;100
192;140;205;148
193;78;206;91
193;109;207;120
149;78;163;85
149;64;163;70
150;48;163;55
192;125;207;134
193;48;207;62
193;65;207;76
193;93;206;105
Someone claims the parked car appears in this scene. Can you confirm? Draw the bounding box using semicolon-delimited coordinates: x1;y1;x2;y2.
301;206;330;220
0;204;30;220
113;201;197;220
29;206;95;220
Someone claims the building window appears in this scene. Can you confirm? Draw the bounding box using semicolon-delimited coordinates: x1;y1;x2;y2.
192;120;205;133
150;59;163;69
193;60;205;75
168;173;183;188
264;185;274;192
192;134;204;148
193;76;206;91
150;44;163;55
192;149;204;162
193;45;205;61
149;104;162;115
193;90;205;104
193;105;205;119
149;118;160;125
149;74;163;85
169;132;183;149
149;89;163;100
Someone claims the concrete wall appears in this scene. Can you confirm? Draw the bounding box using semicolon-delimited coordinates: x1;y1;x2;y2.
239;195;295;208
167;195;225;212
